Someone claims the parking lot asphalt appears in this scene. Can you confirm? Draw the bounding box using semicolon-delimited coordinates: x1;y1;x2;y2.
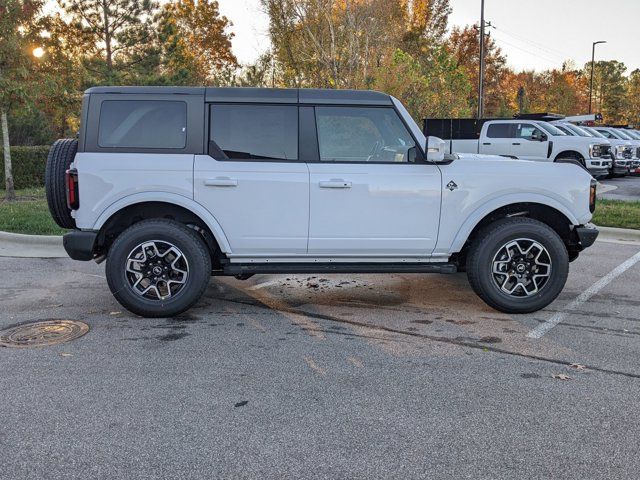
600;175;640;201
1;239;640;479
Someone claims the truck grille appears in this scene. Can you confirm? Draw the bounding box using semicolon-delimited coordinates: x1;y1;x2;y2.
636;147;640;159
624;148;633;159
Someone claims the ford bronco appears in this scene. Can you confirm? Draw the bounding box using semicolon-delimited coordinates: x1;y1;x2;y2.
45;87;599;317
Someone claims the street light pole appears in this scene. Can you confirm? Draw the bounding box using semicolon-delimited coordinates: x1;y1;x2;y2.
477;0;485;119
589;40;606;114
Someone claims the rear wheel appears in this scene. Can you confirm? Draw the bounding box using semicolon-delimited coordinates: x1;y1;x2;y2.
45;138;78;229
466;218;569;314
106;219;211;317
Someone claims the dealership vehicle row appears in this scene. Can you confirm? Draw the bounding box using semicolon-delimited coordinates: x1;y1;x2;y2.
425;113;640;179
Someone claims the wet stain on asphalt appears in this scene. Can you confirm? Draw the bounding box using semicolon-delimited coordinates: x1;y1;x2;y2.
520;373;542;379
157;332;190;342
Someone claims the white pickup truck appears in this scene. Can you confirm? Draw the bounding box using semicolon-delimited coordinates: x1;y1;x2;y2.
425;118;612;177
44;87;599;318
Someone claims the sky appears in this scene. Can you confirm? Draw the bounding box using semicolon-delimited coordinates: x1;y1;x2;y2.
217;0;640;73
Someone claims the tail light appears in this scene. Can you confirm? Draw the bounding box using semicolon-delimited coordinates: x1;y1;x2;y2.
65;168;79;210
589;179;597;213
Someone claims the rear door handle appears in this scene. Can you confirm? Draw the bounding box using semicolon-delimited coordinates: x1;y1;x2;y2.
204;177;238;187
512;142;521;145
483;142;491;145
319;180;352;189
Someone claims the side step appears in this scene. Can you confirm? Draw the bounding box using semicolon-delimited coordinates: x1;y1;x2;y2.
221;262;458;276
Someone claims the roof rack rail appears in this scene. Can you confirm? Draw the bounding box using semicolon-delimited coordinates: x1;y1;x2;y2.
513;112;564;121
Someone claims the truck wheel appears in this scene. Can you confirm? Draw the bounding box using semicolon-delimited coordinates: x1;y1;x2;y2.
105;219;211;318
466;217;569;314
45;138;78;229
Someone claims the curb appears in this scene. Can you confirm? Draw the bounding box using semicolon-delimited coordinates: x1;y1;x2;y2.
596;226;640;244
0;225;639;259
0;231;66;258
596;182;618;195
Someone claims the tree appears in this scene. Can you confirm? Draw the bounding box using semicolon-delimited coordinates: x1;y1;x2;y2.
57;0;160;84
262;0;406;88
402;0;451;58
625;69;640;126
373;48;470;123
0;0;46;200
584;60;628;123
158;0;237;86
447;25;508;117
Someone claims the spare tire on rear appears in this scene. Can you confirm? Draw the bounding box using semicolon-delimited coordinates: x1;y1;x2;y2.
45;138;78;229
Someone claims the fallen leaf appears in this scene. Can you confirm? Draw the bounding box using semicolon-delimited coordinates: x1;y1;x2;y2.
234;400;248;408
569;363;586;370
60;353;73;357
109;311;121;315
552;374;572;380
47;304;63;308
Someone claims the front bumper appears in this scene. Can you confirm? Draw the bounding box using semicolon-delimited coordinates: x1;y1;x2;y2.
63;230;98;261
587;166;610;177
575;224;599;250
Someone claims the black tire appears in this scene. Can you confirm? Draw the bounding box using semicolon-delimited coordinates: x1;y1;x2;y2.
466;217;569;314
106;219;211;318
554;154;588;172
45;138;78;229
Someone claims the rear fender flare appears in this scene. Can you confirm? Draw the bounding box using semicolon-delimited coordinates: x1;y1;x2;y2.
92;192;232;253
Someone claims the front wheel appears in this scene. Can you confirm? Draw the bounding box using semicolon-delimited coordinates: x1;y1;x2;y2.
466;218;569;314
106;219;211;317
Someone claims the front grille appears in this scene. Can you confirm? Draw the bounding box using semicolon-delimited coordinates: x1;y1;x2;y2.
624;148;633;159
636;147;640;159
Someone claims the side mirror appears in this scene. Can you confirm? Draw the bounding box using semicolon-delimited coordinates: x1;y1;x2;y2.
425;136;446;162
533;132;547;142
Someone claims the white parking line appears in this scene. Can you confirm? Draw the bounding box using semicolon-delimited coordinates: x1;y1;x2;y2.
527;249;640;339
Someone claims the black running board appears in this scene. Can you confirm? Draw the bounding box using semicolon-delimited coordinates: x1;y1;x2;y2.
220;262;457;276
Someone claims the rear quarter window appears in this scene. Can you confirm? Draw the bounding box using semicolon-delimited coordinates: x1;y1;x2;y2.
98;100;187;149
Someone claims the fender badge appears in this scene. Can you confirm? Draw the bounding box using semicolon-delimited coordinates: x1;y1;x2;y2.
446;181;458;191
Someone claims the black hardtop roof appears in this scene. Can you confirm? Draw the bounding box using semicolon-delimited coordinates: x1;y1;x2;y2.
84;86;392;105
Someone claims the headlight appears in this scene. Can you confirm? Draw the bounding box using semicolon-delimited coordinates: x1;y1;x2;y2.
589;144;601;158
616;145;627;159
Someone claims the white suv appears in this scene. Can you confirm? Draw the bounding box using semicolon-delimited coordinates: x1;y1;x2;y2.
45;87;599;317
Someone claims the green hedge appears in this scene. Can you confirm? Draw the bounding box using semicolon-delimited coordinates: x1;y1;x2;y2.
0;146;51;189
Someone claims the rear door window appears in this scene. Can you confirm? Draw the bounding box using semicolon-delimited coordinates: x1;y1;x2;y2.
486;123;513;138
98;100;187;149
209;104;298;161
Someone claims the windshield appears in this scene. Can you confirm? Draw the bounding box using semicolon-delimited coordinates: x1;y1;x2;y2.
554;125;574;135
615;129;634;140
600;128;622;139
629;130;640;140
564;124;592;137
583;127;606;138
537;122;566;136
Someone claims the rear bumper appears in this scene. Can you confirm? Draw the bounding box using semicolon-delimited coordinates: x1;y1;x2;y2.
575;224;599;250
63;230;98;261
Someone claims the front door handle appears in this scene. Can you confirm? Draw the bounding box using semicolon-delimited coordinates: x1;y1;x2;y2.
483;142;491;145
204;177;238;187
319;180;352;189
512;142;521;145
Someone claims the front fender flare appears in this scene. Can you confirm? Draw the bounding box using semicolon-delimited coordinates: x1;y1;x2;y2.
448;193;580;253
92;192;232;253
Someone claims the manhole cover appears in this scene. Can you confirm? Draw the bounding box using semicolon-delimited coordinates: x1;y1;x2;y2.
0;320;89;348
